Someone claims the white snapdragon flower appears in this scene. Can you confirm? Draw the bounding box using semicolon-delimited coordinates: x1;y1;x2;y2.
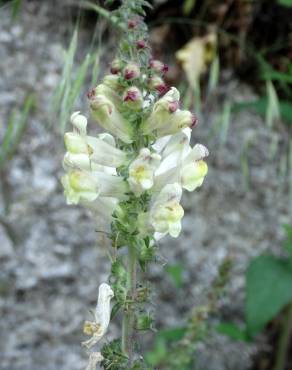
138;183;184;239
153;130;209;192
61;170;128;205
89;94;133;144
64;131;127;169
128;148;161;195
82;283;114;349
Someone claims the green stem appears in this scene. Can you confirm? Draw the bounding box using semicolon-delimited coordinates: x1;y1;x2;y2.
274;304;292;370
122;244;137;364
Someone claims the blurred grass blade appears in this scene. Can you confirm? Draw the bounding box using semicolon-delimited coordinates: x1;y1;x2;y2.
208;56;220;93
0;95;35;168
91;49;100;86
183;0;197;15
52;29;78;113
220;101;231;145
266;80;280;128
59;53;91;132
11;0;22;19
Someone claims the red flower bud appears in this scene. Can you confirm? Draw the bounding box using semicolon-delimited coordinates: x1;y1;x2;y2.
128;19;138;29
149;59;169;74
137;40;146;49
123;63;140;80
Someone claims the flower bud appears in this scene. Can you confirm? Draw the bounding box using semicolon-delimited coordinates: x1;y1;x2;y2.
148;76;168;95
136;40;146;49
123;63;140;80
103;74;122;91
110;59;123;74
90;94;133;144
128;19;138;29
149;59;169;74
123;86;143;110
70;112;87;135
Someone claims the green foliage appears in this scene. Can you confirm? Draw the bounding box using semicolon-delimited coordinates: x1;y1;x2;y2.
182;0;197;15
165;263;184;288
246;254;292;337
277;0;292;7
219;225;292;341
146;258;232;369
232;98;292;125
0;95;35;169
216;322;250;342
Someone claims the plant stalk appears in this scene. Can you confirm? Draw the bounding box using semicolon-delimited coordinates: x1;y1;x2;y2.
122;244;137;364
274;303;292;370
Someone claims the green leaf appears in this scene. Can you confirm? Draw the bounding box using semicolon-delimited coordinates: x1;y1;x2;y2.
145;338;167;366
157;326;187;341
277;0;292;7
282;224;292;255
183;0;197;15
216;322;250;342
246;255;292;337
165;263;184;288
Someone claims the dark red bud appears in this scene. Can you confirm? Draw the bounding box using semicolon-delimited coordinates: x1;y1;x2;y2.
156;84;169;96
124;91;138;102
137;40;146;49
128;19;138;29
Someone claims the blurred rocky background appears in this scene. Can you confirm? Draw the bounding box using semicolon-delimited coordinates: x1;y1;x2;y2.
0;1;291;369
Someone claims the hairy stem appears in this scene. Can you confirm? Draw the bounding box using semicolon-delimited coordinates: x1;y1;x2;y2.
274;304;292;370
122;244;137;364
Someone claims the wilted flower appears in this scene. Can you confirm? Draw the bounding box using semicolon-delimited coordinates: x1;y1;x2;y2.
82;283;114;349
85;352;104;370
128;148;161;195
